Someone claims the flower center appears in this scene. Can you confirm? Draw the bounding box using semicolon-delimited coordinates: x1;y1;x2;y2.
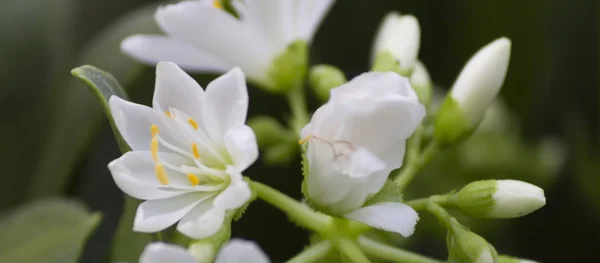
212;0;222;9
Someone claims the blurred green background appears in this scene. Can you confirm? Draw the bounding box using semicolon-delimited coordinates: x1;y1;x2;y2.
0;0;597;262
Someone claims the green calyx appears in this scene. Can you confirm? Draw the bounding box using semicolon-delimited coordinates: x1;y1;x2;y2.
447;218;498;263
372;51;413;76
434;96;476;146
187;211;235;262
266;40;308;93
309;64;347;102
411;81;433;108
452;180;497;218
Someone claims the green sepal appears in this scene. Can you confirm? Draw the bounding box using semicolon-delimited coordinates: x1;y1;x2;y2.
266;40;308;93
411;81;433;108
309;64;347;102
71;65;130;153
434;96;477;146
446;218;498;263
371;51;412;76
363;180;404;206
0;198;101;263
452;180;497;218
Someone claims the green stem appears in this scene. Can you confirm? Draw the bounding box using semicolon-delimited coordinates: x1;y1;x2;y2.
287;240;332;263
426;201;452;228
406;195;450;211
336;239;372;263
249;181;331;235
394;140;441;192
357;237;444;263
286;82;310;135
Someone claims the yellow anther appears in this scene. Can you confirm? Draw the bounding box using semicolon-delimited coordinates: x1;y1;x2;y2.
298;135;313;145
187;173;200;186
151;137;159;162
164;111;173;118
155;163;169;185
150;124;160;137
213;0;222;9
192;144;200;159
188;118;199;130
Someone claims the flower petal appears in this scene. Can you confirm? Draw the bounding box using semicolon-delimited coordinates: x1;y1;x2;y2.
215;239;270;263
140;242;197;263
223;125;258;171
153;62;205;123
294;0;335;43
121;35;230;72
344;202;419;237
134;193;213;233
203;67;249;144
177;199;226;239
213;167;252;210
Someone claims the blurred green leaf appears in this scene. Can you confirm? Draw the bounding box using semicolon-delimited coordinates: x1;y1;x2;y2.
110;197;149;263
71;65;130;153
0;198;101;263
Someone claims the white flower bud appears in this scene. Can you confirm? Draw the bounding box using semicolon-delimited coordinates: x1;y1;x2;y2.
410;61;433;106
447;218;498;263
372;12;421;74
454;180;546;218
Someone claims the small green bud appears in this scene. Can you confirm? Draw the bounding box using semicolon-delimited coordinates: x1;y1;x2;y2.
247;116;292;147
267;40;308;93
447;218;498;263
434;96;475;145
498;255;539;263
372;51;412;76
453;180;546;218
264;140;298;165
410;61;433;107
309;64;347;101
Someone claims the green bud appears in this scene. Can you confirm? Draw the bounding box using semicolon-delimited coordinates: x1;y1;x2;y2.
267;40;308;93
187;211;234;262
264;140;298;166
447;218;498;263
498;255;538;263
410;61;433;107
309;64;347;101
452;180;546;218
372;51;413;76
434;96;476;145
247;116;292;147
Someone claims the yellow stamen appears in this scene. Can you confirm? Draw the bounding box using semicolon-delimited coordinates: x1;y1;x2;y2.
213;0;222;9
155;163;169;185
192;143;200;159
188;118;199;130
164;111;172;118
150;124;160;137
298;135;313;145
151;137;159;162
187;173;200;186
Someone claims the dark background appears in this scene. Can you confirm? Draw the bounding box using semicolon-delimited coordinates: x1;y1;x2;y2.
0;0;598;262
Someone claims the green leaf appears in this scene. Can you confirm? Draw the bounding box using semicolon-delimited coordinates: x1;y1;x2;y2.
71;65;130;153
0;198;101;263
110;197;150;263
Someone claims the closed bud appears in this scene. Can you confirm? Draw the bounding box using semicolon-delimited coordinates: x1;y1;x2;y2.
247;116;293;147
267;40;308;93
372;13;420;75
410;61;433;107
453;180;546;218
309;65;347;101
498;255;538;263
434;38;511;144
447;218;498;263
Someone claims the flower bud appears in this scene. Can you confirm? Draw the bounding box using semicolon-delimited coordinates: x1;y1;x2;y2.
372;13;420;75
309;65;347;101
447;218;498;263
498;255;539;263
267;40;308;93
434;38;511;144
453;180;546;218
247;116;292;147
410;61;433;107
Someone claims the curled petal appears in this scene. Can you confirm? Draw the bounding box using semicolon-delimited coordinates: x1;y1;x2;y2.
140;242;197;263
344;202;419;237
215;239;270;263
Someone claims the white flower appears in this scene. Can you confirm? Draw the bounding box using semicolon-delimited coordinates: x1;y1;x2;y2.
301;72;425;236
372;12;421;72
450;37;511;125
139;239;269;263
108;62;258;239
121;0;335;88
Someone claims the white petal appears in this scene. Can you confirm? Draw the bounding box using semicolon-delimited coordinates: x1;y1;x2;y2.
213;167;252;210
153;62;205;122
121;35;230;72
294;0;336;43
203;67;249;145
215;239;270;263
241;0;295;49
109;96;187;151
223;125;258;171
108;151;189;200
134;193;212;233
140;243;197;263
344;202;419;237
177;200;226;239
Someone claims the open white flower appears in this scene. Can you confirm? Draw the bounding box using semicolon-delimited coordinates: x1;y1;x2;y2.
301;72;425;236
121;0;335;89
140;239;269;263
108;62;258;239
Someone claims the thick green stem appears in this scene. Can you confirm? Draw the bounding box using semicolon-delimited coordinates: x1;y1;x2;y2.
426;201;452;228
286;83;310;135
249;181;331;235
406;195;450;211
287;240;332;263
336;239;372;263
357;237;444;263
394;140;441;192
